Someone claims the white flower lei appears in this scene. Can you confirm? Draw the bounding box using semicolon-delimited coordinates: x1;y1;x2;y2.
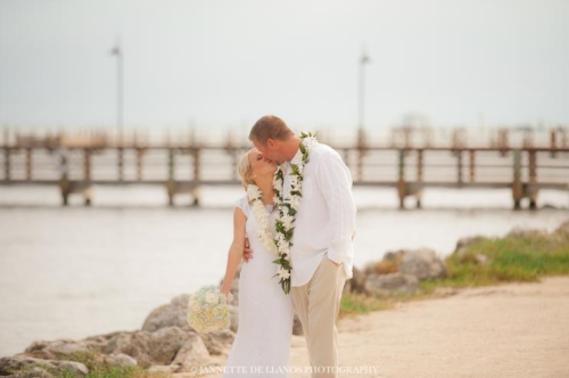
246;184;278;255
271;131;318;294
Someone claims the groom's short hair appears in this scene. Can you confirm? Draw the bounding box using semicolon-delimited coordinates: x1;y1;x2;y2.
249;115;293;144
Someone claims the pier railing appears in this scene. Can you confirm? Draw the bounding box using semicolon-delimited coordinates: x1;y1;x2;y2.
1;127;568;209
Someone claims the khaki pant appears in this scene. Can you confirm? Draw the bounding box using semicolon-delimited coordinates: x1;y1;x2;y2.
290;256;347;378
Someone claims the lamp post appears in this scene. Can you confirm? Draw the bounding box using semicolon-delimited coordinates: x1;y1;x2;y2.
110;39;124;180
357;48;371;182
110;39;123;144
358;48;371;132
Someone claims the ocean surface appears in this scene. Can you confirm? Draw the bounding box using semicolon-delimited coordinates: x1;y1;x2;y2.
0;185;568;357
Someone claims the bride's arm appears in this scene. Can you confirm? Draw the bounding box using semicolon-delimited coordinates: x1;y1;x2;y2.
220;207;246;295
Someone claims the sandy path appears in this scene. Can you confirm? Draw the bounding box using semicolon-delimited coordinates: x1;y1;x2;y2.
179;275;569;378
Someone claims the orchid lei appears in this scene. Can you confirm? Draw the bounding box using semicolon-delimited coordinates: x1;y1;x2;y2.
271;131;318;294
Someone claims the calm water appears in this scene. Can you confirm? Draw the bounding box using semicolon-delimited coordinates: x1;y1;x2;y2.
0;185;568;357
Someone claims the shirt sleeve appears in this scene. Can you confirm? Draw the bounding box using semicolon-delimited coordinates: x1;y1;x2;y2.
315;149;357;264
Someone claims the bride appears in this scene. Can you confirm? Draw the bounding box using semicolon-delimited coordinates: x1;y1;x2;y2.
219;147;294;377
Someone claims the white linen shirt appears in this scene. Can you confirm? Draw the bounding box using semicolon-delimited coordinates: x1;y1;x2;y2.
280;141;357;287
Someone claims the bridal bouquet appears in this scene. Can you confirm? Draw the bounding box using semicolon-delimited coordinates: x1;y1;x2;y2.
186;285;234;334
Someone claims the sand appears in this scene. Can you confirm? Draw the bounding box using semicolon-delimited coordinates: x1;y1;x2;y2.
178;275;569;378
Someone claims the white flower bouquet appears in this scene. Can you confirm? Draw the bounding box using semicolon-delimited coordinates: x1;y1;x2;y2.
186;285;234;334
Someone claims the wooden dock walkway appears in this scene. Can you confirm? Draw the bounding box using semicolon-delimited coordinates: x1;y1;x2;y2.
1;127;568;209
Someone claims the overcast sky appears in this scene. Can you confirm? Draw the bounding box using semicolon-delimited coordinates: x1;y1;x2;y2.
0;0;568;131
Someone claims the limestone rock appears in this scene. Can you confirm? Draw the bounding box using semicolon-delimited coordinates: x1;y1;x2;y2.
453;235;487;254
141;293;193;333
363;250;405;275
170;332;212;373
364;272;419;296
343;266;368;294
199;330;235;356
0;355;88;378
105;352;137;367
399;248;447;280
103;327;187;368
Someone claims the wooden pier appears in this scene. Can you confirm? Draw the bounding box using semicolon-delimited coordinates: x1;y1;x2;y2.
1;127;568;209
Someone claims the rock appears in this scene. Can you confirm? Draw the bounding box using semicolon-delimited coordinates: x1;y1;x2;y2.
105;352;138;367
143;289;238;335
0;355;88;377
170;332;212;373
101;330;151;366
474;253;489;265
383;250;407;265
399;248;447;280
103;327;190;368
13;324;218;374
2;365;53;378
43;340;90;357
363;250;405;275
24;339;92;360
343;266;368;294
0;356;46;377
148;326;192;365
138;287;237;366
355;248;447;297
362;261;374;275
364;272;419;296
15;366;54;378
148;364;175;374
3;285;245;377
199;330;235;356
55;360;89;376
456;250;490;266
23;338;119;374
81;331;125;354
451;236;493;265
453;236;487;254
142;294;193;333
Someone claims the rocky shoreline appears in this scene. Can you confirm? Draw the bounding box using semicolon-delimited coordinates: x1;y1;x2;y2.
2;220;568;377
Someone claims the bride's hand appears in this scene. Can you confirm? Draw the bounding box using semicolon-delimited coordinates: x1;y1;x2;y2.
219;282;230;295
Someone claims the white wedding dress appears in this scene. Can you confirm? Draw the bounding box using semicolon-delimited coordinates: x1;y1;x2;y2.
223;195;294;377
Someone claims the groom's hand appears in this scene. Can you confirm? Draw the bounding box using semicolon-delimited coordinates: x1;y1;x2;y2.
243;237;252;262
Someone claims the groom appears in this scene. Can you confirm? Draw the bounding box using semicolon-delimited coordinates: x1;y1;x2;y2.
243;115;357;378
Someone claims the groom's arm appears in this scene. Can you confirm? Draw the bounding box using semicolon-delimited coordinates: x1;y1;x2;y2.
315;149;357;265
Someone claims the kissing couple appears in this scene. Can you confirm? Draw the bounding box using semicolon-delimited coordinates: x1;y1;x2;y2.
219;115;357;378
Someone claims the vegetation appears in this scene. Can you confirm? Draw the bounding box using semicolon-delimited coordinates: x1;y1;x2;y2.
56;365;171;378
49;351;171;378
340;226;569;316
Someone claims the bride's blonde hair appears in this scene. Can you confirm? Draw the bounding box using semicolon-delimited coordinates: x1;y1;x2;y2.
237;151;255;191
